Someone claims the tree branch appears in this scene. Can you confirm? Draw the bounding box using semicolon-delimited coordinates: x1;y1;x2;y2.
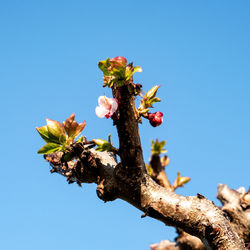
41;69;247;249
150;229;205;250
111;83;245;249
217;184;250;245
112;85;145;174
149;154;172;190
44;145;245;249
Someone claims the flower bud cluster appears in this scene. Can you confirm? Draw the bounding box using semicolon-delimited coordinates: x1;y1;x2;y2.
98;56;142;87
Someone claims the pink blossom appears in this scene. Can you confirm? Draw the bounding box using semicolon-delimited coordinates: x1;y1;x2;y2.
95;96;118;119
148;112;163;127
110;56;127;67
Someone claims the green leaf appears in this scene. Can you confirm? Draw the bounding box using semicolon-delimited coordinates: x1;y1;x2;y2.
46;118;65;142
93;139;108;146
36;126;51;143
145;85;160;100
125;68;133;80
125;66;142;81
174;172;191;188
179;176;191;186
151;139;167;155
59;134;67;144
132;66;142;74
112;66;126;78
148;97;161;106
138;85;161;111
93;139;114;152
95;141;112;152
98;59;111;75
76;135;84;143
45;131;61;144
95;144;110;152
37;143;62;154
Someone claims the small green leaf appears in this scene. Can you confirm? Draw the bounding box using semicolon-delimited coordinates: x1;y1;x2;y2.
173;172;191;190
46;131;61;144
93;139;108;146
112;66;126;78
132;66;142;73
95;144;112;152
179;176;191;186
98;59;111;75
125;66;142;81
137;85;161;113
151;139;167;155
93;139;114;152
36;126;51;143
145;85;160;100
76;135;84;143
148;97;161;106
125;68;133;80
37;143;62;154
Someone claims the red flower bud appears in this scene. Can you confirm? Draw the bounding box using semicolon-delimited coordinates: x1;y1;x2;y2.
148;112;163;127
110;56;127;67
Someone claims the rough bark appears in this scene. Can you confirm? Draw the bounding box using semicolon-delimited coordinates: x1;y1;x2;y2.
150;229;205;250
45;149;248;249
42;84;248;249
149;154;172;190
217;184;250;246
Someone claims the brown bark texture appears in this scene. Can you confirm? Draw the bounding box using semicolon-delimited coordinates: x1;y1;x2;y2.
43;83;249;249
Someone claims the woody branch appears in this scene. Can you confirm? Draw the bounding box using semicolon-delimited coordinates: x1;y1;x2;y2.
37;57;248;249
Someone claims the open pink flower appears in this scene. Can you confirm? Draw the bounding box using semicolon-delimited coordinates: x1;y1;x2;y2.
148;112;163;127
95;96;118;118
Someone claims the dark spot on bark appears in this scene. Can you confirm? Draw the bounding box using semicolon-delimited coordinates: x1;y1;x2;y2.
197;193;206;199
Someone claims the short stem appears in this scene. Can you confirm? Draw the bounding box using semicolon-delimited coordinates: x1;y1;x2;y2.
112;85;145;173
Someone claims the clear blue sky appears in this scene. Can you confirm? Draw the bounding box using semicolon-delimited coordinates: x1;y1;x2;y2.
0;1;249;249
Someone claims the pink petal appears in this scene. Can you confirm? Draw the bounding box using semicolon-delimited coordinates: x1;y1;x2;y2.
95;106;109;118
109;98;118;114
98;96;110;109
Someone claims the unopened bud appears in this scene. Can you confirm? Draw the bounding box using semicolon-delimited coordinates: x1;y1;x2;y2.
110;56;127;67
148;112;163;127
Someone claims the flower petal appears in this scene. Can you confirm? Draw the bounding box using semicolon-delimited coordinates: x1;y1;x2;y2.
96;106;109;118
98;96;110;109
109;98;118;114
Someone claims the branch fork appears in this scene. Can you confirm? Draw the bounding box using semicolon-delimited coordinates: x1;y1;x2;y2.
38;57;248;249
